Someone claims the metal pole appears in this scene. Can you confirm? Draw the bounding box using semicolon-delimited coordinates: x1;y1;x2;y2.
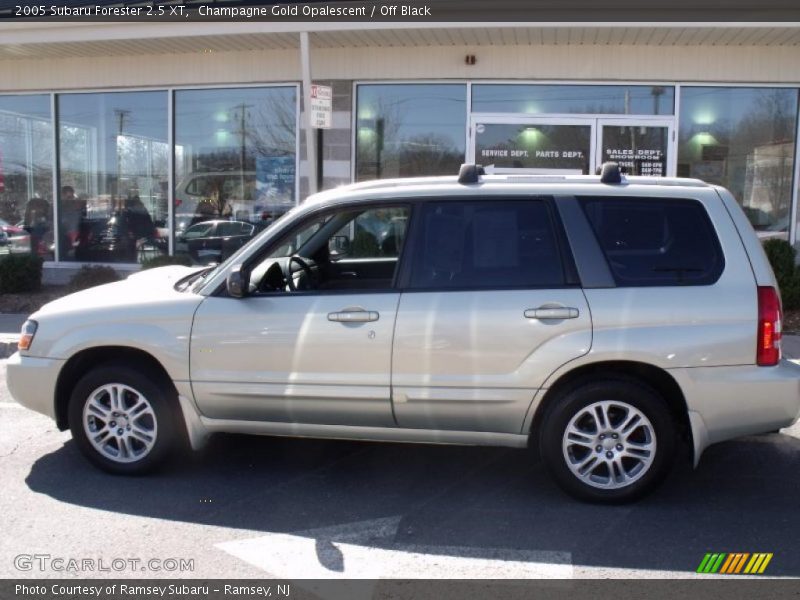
300;31;317;197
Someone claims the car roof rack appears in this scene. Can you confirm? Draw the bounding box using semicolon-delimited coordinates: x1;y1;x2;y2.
458;163;485;184
597;161;624;184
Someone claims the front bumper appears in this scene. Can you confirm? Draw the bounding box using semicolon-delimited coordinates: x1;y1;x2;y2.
669;359;800;465
6;352;63;420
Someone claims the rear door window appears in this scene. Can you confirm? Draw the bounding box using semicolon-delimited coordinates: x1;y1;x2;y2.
408;199;569;289
579;196;724;286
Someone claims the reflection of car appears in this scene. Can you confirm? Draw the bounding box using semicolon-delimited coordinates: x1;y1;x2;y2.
175;171;294;227
175;220;261;265
74;211;158;263
756;214;790;241
0;218;31;254
8;162;800;504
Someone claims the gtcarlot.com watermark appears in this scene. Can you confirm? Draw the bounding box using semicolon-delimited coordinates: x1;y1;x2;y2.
14;553;195;573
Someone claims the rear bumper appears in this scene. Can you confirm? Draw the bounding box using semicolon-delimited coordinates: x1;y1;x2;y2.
5;352;63;420
669;360;800;465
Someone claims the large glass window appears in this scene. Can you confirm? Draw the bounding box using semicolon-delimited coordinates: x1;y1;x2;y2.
57;91;168;263
355;84;467;181
472;85;674;116
174;86;297;264
0;95;53;258
678;87;799;238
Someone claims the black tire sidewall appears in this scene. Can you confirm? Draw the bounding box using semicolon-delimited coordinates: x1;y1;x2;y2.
68;363;178;475
540;379;675;504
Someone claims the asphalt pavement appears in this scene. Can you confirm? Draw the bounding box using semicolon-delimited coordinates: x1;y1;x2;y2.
1;359;799;581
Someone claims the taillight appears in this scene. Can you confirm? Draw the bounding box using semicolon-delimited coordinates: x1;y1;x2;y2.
757;286;782;366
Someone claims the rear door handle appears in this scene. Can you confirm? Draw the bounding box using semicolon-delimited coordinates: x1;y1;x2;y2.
328;310;380;323
524;307;579;320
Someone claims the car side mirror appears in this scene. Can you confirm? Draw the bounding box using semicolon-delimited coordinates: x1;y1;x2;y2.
329;235;350;258
226;263;249;298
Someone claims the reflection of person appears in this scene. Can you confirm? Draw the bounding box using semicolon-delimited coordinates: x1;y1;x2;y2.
60;185;84;259
23;196;51;256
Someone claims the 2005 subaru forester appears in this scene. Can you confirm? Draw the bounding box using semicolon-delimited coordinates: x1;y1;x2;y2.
8;163;800;503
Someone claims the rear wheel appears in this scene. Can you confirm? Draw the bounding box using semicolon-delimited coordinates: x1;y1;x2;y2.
68;363;180;474
539;379;675;503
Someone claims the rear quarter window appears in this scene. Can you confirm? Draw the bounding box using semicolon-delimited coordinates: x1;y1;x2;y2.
579;196;724;287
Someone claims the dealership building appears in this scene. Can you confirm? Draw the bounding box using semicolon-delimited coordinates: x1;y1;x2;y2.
1;17;800;279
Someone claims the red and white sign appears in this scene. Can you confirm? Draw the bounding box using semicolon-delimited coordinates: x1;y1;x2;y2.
309;84;332;129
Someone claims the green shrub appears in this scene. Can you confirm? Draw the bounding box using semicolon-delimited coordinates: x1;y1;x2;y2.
140;254;192;270
763;239;800;310
0;254;43;293
67;265;120;293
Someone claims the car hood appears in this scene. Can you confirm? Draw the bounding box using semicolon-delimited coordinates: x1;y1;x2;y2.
35;266;203;317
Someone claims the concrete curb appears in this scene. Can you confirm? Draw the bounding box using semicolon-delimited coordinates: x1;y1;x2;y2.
0;335;18;359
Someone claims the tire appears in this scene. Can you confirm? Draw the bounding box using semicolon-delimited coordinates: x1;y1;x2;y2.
68;362;180;475
539;379;676;504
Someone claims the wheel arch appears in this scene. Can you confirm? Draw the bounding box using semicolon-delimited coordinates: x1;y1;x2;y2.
54;346;175;431
529;360;692;454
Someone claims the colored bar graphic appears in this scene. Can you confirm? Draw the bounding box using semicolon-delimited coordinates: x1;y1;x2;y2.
710;553;726;573
719;554;736;574
733;553;750;574
700;552;773;575
697;553;713;573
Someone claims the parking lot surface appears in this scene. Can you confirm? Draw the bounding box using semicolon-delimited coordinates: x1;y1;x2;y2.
1;359;799;580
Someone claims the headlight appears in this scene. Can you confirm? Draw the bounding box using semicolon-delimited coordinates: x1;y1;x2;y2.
18;320;37;352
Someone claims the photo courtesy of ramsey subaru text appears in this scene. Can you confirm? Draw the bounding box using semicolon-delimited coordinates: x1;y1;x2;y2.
8;163;800;503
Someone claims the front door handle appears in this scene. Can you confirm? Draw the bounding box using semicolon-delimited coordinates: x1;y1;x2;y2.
524;307;579;320
328;310;380;323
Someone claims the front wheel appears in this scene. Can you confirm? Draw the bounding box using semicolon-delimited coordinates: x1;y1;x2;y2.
68;363;180;474
539;379;676;503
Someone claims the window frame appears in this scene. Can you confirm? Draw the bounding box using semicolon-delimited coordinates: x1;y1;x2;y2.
395;195;580;293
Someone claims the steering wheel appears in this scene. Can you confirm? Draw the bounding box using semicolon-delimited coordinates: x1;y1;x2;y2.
286;255;315;291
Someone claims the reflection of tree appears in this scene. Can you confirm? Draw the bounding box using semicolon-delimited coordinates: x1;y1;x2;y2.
397;133;464;177
0;113;53;222
245;93;296;158
356;94;464;180
678;89;797;229
738;91;795;220
186;92;297;221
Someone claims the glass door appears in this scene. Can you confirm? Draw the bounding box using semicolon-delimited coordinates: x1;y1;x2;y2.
596;118;675;176
469;116;595;174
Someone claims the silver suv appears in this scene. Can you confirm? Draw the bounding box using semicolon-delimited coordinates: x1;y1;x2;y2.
8;163;800;503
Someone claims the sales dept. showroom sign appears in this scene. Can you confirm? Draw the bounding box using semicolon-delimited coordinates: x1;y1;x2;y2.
310;84;332;129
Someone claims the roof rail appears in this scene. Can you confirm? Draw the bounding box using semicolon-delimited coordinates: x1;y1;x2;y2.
458;163;485;184
598;162;624;184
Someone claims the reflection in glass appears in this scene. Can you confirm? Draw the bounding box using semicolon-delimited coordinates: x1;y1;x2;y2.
355;84;467;181
57;91;168;263
0;95;53;258
677;87;798;238
174;87;296;264
475;123;591;173
472;85;675;116
600;125;669;175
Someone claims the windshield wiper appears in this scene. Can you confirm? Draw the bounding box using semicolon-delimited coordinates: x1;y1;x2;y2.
174;265;217;292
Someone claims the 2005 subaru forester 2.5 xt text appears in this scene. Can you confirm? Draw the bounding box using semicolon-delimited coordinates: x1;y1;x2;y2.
7;163;800;503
